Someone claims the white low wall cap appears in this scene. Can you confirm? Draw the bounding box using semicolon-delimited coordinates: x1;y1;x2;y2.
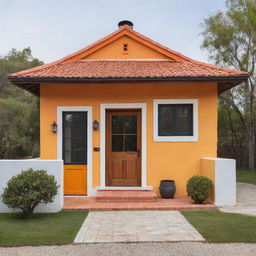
202;157;235;161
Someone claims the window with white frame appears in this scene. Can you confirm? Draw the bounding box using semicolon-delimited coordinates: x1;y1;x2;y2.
153;99;198;142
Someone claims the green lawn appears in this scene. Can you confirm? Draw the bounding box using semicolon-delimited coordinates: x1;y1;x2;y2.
182;210;256;243
237;169;256;185
0;210;87;247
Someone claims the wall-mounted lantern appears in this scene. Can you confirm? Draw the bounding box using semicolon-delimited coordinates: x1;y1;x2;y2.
51;121;58;133
93;120;99;131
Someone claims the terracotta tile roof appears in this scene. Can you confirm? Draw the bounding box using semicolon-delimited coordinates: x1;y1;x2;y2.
10;60;247;79
9;25;191;78
8;25;248;96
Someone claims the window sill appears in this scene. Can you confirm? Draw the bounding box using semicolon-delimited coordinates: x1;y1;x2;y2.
154;136;198;142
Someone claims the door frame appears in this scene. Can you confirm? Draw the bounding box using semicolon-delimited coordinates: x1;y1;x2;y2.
57;106;93;196
100;103;147;188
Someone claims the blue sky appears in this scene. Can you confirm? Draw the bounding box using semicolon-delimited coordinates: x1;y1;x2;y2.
0;0;226;63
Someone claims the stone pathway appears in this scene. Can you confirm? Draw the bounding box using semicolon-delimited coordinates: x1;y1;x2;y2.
220;182;256;216
74;211;204;243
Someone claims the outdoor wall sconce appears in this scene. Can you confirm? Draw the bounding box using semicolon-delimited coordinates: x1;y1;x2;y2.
93;120;99;131
51;121;58;133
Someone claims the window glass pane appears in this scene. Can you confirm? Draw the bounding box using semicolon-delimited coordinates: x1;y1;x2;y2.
112;116;124;134
63;112;87;164
65;150;71;163
124;116;137;134
112;135;124;152
112;115;137;134
76;150;86;163
125;135;137;151
111;114;138;152
72;151;77;163
75;137;85;149
158;104;193;136
158;106;175;136
175;106;192;135
72;126;85;137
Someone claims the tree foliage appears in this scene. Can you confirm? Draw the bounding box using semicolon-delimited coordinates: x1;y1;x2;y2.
0;48;42;158
1;169;59;218
201;0;256;169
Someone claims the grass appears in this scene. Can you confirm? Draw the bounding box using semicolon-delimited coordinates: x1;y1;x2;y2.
237;169;256;185
182;210;256;243
0;210;88;247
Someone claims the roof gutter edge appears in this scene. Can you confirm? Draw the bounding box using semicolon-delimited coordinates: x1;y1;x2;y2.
8;74;249;84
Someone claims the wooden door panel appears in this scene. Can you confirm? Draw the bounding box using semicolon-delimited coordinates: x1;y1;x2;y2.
126;160;137;179
112;159;123;179
106;110;141;187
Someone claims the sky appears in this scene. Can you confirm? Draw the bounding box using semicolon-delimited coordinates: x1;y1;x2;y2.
0;0;226;63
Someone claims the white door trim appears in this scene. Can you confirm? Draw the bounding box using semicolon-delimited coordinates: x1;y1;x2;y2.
100;103;147;188
57;106;93;196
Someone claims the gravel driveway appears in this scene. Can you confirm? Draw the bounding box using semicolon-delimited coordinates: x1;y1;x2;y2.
221;182;256;215
1;242;256;256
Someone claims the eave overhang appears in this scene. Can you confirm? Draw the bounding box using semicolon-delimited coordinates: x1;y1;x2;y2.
8;74;249;96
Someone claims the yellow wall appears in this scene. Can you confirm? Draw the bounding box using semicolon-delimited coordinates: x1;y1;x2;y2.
40;82;217;196
201;158;215;201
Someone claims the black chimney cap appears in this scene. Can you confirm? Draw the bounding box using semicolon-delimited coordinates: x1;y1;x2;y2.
118;20;134;28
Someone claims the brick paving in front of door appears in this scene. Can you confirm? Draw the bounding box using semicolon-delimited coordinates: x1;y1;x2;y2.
64;195;216;211
74;211;205;243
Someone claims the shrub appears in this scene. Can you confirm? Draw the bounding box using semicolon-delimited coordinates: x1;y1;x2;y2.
1;169;59;218
186;175;213;204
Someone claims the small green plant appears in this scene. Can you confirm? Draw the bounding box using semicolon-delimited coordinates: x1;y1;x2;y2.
1;169;59;218
186;175;213;204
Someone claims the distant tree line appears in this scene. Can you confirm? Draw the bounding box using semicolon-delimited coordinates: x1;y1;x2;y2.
0;48;42;158
202;0;256;170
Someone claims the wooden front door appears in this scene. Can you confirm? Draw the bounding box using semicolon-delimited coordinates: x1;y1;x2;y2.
106;110;141;186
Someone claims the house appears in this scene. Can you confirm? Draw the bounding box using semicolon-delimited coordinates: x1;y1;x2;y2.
8;21;248;198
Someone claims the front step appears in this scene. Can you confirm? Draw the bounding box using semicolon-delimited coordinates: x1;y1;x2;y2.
64;196;217;211
95;190;158;202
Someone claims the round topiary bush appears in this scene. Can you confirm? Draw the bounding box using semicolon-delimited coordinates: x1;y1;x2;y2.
1;168;59;218
186;175;213;204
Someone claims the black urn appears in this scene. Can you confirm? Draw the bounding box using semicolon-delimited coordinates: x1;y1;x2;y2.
159;180;176;199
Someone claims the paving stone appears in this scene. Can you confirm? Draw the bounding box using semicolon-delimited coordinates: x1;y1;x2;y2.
74;211;204;243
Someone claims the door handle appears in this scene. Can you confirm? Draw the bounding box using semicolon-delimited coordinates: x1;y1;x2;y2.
137;150;140;158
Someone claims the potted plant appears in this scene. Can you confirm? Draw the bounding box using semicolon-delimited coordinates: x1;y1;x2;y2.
159;180;176;199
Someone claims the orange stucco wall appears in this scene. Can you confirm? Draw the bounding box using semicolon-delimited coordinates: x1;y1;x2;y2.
40;82;217;196
201;158;215;201
84;35;169;59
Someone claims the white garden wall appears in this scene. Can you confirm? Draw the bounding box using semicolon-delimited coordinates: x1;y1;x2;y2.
0;160;63;213
201;157;236;207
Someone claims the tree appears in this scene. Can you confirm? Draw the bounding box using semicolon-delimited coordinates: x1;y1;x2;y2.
201;0;256;169
0;48;42;158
